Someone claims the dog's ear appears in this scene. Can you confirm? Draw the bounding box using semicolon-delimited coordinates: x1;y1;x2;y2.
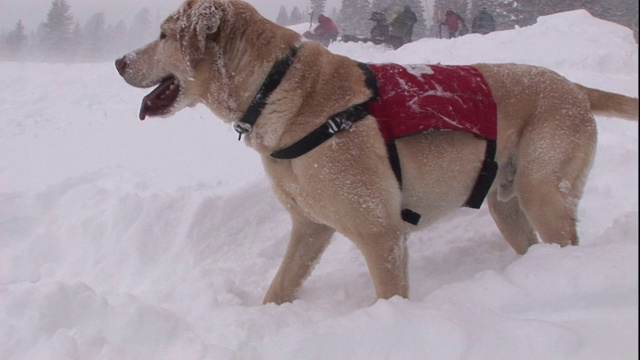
178;1;222;67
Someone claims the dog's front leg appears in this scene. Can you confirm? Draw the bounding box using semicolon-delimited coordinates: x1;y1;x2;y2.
263;215;335;304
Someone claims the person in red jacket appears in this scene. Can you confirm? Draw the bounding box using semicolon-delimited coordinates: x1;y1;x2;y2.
441;9;467;38
303;14;339;47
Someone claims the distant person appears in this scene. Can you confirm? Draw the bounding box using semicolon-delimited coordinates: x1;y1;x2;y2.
339;12;388;45
369;11;390;44
442;9;467;38
303;14;339;47
472;7;496;35
388;5;418;49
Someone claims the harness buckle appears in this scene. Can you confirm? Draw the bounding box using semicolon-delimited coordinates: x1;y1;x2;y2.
233;121;253;140
327;117;352;134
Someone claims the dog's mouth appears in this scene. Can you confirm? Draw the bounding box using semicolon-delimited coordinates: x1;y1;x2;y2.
139;75;181;120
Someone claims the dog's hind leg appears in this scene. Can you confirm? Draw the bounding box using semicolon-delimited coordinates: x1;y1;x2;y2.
516;175;581;247
352;226;409;300
511;113;596;249
487;189;539;255
263;216;335;305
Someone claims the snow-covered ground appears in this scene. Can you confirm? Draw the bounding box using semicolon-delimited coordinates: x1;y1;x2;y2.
1;9;637;360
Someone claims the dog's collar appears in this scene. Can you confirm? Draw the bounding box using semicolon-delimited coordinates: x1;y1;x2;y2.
233;47;298;139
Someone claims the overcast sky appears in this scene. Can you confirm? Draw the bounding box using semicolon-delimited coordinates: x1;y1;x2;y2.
0;0;349;31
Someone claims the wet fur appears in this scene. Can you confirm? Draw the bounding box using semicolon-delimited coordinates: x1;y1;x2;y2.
116;0;639;304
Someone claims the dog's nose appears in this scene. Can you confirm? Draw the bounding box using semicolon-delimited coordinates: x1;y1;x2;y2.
115;57;127;76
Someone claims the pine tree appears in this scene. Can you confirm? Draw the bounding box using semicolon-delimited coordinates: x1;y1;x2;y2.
290;7;305;25
129;8;154;48
5;20;28;55
371;0;394;13
338;0;370;37
534;0;638;33
357;0;373;36
83;12;106;60
105;20;129;57
276;5;290;25
311;0;328;20
404;0;429;40
40;0;75;59
330;6;340;22
463;0;638;33
70;21;82;59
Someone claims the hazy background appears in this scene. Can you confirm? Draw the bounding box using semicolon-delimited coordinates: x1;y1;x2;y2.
2;0;634;59
0;10;637;359
0;0;352;29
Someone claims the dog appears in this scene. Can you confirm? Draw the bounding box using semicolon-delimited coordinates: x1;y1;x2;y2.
115;0;639;304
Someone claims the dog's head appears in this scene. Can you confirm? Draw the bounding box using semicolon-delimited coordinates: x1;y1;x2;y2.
115;0;300;121
115;0;226;120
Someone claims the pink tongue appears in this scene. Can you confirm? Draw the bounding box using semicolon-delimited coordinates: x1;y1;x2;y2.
139;105;148;120
138;76;177;120
139;103;148;120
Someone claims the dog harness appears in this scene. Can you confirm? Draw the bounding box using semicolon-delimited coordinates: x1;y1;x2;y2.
364;63;498;223
234;50;498;225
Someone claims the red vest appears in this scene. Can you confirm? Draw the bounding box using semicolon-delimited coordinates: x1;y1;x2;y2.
367;63;497;142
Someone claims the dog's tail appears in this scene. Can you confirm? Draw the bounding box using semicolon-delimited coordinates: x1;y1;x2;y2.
576;84;639;121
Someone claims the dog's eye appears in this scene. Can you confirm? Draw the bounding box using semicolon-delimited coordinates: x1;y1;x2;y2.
159;32;167;40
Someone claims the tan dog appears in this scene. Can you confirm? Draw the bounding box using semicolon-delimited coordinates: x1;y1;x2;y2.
115;0;638;304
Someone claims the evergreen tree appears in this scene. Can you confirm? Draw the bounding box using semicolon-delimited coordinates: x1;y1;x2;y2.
0;31;6;56
40;0;75;59
276;5;290;25
70;21;82;59
462;0;638;33
371;0;394;13
105;20;129;57
404;0;429;40
290;7;306;25
83;12;106;60
338;0;370;36
310;0;328;20
330;6;340;22
129;7;153;48
4;20;28;57
533;0;638;32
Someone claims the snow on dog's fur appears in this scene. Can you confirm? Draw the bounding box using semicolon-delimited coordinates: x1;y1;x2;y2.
116;0;639;304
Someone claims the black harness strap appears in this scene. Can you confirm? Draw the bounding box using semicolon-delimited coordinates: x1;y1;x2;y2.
463;139;498;208
234;47;298;138
385;141;402;185
270;63;378;159
386;140;421;225
387;136;497;213
270;103;370;159
359;62;421;225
